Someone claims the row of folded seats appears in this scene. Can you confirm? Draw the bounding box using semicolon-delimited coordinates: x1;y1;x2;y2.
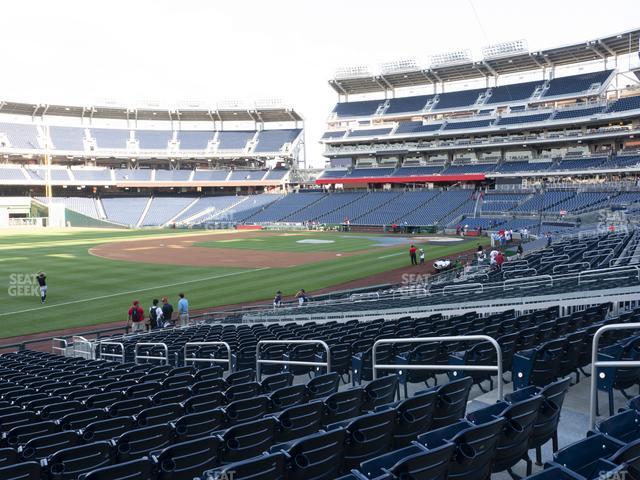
515;389;640;479
0;360;490;480
0;301;631;479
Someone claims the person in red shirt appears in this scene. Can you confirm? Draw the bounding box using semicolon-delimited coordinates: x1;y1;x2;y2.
495;251;505;271
409;244;418;265
127;300;145;334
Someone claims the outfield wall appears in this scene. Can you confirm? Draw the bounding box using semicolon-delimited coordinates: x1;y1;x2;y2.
65;209;126;228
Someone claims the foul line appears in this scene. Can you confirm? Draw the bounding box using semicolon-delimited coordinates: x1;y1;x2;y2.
1;267;269;317
378;252;405;259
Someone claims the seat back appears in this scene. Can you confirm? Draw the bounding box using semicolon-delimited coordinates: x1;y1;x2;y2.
182;391;225;414
59;409;108;431
225;395;271;425
226;369;256;386
322;388;363;425
20;431;81;461
279;428;346;480
269;384;307;411
204;452;287;480
153;436;222;480
173;409;226;442
191;378;228;396
340;409;397;470
389;391;437;448
306;373;340;400
81;417;136;442
77;458;155;480
261;373;294;393
220;417;278;465
115;424;175;461
552;433;624;479
274;401;324;443
136;403;184;427
432;377;473;429
224;382;262;402
362;375;398;410
5;421;59;448
46;441;113;480
0;461;42;480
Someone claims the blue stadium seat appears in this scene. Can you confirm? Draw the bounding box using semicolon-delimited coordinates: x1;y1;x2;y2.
225;395;270;425
218;417;278;465
329;409;396;470
418;418;505;480
595;408;640;443
549;433;624;479
269;384;307;410
182;392;225;414
81;417;137;442
271;428;346;480
430;377;473;429
0;461;42;480
78;458;156;480
306;372;340;400
468;396;543;476
114;424;174;461
322;388;364;425
204;452;287;480
45;441;114;480
271;401;324;443
136;403;184;427
152;436;221;480
362;376;399;410
357;442;455;480
172;409;226;442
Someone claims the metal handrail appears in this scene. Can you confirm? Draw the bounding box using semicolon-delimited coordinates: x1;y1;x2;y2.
134;342;169;365
578;266;640;286
52;338;67;356
184;342;232;369
442;283;483;296
256;339;331;381
72;336;94;359
98;342;125;363
590;323;640;429
552;262;591;274
503;274;552;291
372;335;504;400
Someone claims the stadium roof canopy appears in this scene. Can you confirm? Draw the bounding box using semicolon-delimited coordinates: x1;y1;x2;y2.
0;101;304;123
330;28;640;95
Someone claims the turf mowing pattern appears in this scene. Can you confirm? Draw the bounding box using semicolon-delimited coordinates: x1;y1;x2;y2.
0;228;483;339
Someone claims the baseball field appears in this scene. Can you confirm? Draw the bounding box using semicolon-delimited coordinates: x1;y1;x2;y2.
0;228;484;339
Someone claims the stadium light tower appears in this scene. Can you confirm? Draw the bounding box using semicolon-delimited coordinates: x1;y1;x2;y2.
380;58;419;75
481;40;528;60
429;49;473;67
334;65;373;79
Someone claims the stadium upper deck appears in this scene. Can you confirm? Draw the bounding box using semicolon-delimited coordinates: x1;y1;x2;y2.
320;29;640;185
0;100;305;168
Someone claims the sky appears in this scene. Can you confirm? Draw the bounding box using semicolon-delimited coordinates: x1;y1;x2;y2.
0;0;639;167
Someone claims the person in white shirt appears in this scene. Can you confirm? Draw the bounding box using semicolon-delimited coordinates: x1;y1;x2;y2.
419;248;425;265
489;249;499;264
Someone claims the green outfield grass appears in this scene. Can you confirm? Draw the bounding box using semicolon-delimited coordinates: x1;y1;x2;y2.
0;228;485;339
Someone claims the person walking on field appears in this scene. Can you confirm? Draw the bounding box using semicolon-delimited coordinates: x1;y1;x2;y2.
128;300;145;334
177;293;189;327
409;244;418;265
419;248;425;265
36;272;47;304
